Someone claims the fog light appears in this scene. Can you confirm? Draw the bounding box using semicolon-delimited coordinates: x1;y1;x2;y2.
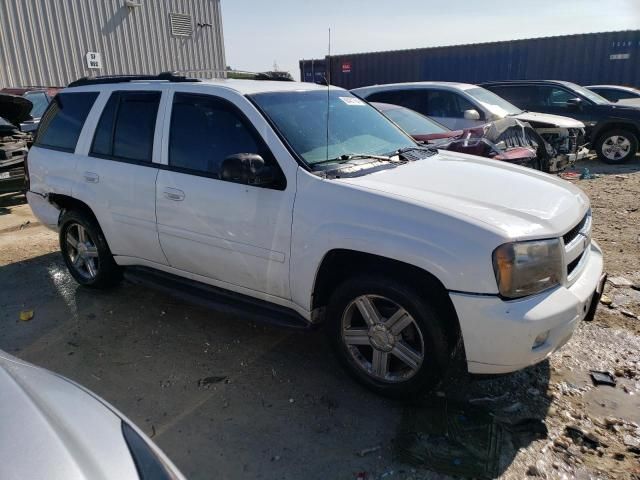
532;330;550;349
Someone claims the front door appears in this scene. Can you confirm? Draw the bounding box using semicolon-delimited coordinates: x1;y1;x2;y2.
425;90;485;130
155;91;295;299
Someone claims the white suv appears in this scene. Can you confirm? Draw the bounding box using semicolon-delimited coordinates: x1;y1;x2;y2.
27;74;605;397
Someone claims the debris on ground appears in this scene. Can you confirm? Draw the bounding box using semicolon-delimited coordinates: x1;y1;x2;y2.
197;376;227;388
619;309;638;319
502;401;523;413
357;445;381;457
19;309;33;321
469;393;508;404
590;370;617;387
600;294;613;306
608;276;634;288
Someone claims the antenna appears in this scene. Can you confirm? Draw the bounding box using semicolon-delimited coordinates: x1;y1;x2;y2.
325;27;331;162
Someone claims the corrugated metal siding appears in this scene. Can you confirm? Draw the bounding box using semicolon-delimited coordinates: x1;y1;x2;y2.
0;0;226;88
303;31;640;90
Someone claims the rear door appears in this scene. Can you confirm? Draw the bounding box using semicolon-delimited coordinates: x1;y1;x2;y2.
72;88;167;265
29;91;99;197
154;89;295;299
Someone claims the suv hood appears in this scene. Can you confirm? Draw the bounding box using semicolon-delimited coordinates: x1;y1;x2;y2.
336;151;589;240
512;111;585;129
592;102;640;118
0;93;33;126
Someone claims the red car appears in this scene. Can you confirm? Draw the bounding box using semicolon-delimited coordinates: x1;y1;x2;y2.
372;102;551;171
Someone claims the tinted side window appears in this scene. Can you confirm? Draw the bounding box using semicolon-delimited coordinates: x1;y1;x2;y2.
364;90;428;116
35;92;98;152
543;87;575;107
168;93;272;177
425;91;476;118
90;91;160;162
594;89;632;102
487;86;536;108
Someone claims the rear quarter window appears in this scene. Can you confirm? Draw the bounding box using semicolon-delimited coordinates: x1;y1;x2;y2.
34;92;98;152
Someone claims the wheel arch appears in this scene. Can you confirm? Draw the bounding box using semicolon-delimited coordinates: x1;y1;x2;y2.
48;193;99;227
592;121;640;142
311;249;461;351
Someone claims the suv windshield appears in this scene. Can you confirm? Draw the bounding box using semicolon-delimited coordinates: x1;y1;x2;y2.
564;82;611;105
465;87;524;116
250;90;416;165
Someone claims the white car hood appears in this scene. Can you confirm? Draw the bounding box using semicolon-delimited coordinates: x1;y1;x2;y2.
512;111;585;129
336;151;589;240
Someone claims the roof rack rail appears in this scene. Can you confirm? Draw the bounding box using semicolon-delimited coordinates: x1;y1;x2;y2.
68;71;200;88
225;70;294;82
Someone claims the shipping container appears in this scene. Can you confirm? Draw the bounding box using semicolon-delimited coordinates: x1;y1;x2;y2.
301;31;640;90
0;0;226;88
299;59;327;84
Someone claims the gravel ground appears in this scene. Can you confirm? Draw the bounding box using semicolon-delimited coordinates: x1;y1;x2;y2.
0;156;639;479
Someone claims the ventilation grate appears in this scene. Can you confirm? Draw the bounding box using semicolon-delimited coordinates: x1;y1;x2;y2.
169;12;193;37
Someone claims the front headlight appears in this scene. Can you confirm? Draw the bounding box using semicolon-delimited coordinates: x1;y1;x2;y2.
492;239;563;299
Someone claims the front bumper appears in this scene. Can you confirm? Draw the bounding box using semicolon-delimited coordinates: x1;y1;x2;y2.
450;241;604;374
548;146;590;172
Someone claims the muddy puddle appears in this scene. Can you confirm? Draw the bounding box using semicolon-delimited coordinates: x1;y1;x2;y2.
394;397;548;479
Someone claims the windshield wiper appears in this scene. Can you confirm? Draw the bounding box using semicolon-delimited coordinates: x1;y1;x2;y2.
312;153;393;167
392;145;438;159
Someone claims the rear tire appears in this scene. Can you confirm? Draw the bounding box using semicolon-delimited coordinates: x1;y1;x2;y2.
59;210;121;288
595;129;637;164
326;274;451;398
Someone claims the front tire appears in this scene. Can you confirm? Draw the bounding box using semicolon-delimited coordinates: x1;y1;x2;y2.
59;210;121;288
326;274;451;398
595;129;637;164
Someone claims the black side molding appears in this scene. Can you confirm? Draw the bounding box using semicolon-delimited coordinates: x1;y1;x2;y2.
123;266;313;330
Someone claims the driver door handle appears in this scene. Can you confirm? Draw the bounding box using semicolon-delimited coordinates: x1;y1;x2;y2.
163;187;185;201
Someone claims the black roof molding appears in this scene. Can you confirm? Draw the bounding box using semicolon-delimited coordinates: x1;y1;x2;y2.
68;72;200;88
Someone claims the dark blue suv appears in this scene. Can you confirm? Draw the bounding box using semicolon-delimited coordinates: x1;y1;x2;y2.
482;80;640;164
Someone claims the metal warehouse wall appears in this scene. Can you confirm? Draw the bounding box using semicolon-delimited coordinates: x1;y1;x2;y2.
0;0;226;88
304;31;640;90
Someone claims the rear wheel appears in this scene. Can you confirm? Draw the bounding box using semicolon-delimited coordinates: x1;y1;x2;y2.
326;274;451;397
595;129;637;164
59;210;121;288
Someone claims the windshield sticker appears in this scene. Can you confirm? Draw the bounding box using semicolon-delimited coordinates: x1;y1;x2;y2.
339;96;365;106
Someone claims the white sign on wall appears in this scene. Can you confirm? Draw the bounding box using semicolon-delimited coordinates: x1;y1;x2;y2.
86;52;102;69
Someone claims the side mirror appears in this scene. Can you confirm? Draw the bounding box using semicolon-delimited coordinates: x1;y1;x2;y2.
566;97;583;109
221;153;275;187
463;109;481;121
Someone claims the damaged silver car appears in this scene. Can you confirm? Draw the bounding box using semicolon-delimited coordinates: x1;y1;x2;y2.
352;82;589;172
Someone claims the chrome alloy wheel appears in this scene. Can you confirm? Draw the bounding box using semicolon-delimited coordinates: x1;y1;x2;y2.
602;135;631;161
65;224;99;279
341;295;425;382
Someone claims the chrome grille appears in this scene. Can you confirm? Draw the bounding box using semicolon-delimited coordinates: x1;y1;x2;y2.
564;210;592;283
